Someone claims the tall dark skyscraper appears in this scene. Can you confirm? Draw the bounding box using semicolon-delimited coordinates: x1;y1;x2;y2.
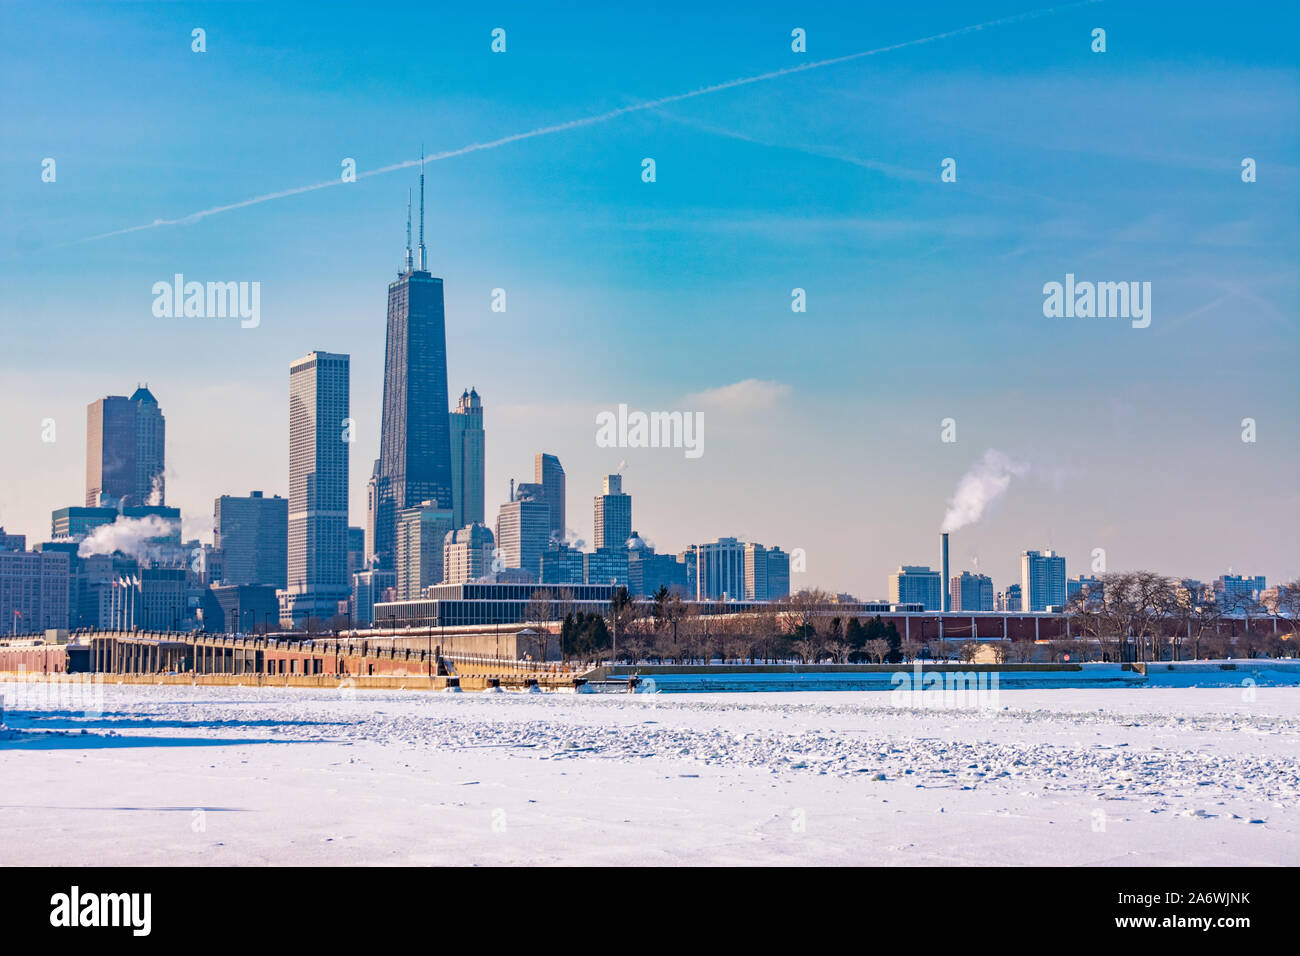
373;158;454;569
450;388;485;530
85;387;165;507
214;490;288;589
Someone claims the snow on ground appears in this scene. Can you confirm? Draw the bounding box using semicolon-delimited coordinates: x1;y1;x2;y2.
1;680;1297;866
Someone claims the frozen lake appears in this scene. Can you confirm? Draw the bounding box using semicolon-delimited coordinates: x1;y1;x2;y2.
2;679;1297;865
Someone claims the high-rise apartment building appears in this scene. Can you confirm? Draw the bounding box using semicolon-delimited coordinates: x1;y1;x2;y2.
743;543;769;601
1021;550;1066;611
443;523;495;586
1215;574;1266;606
950;571;995;611
584;548;628;587
1067;575;1103;601
593;474;631;552
765;547;791;601
85;387;166;507
214;491;287;589
695;537;747;601
889;566;942;610
281;351;350;625
495;484;549;582
350;568;397;627
0;548;70;634
450;389;486;530
394;502;455;598
626;536;692;598
540;541;585;586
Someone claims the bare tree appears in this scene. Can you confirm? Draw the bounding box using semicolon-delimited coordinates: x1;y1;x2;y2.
1008;638;1037;663
864;638;890;664
1260;579;1300;639
749;606;782;664
781;589;833;662
525;588;556;627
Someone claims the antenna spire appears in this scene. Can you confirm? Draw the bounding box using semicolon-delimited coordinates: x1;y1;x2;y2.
417;145;427;271
404;189;412;274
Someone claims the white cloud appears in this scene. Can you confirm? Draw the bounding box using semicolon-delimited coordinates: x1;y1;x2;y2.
685;379;791;412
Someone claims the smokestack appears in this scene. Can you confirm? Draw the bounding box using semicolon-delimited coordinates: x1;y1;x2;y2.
941;532;950;612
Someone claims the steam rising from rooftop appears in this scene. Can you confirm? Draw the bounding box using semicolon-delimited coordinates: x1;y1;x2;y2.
77;515;181;563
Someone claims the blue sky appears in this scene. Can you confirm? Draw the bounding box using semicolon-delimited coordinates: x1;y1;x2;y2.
1;0;1297;596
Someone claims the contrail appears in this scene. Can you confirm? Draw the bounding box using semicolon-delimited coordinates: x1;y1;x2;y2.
73;1;1093;245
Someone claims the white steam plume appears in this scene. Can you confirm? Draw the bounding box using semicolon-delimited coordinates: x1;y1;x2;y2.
940;450;1027;534
78;515;180;562
146;473;165;507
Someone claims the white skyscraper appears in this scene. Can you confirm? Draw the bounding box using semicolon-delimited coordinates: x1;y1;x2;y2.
281;351;350;625
695;537;747;601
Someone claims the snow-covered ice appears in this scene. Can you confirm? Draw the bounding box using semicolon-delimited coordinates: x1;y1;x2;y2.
1;681;1297;865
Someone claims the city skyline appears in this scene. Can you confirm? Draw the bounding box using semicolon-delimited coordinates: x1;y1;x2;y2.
1;1;1296;596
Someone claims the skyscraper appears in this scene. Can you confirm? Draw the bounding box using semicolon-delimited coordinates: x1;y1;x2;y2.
1021;550;1066;611
214;490;287;589
443;523;496;585
494;483;549;582
889;566;942;610
584;548;628;586
364;458;379;568
695;537;747;601
0;548;70;633
350;568;396;627
374;162;454;570
740;542;792;601
1215;574;1266;606
346;526;366;578
743;542;768;601
281;351;350;625
765;547;791;600
85;387;165;507
950;571;995;611
534;452;565;541
593;474;631;551
394;502;455;598
1000;584;1023;612
450;388;485;530
626;534;692;598
541;540;584;586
